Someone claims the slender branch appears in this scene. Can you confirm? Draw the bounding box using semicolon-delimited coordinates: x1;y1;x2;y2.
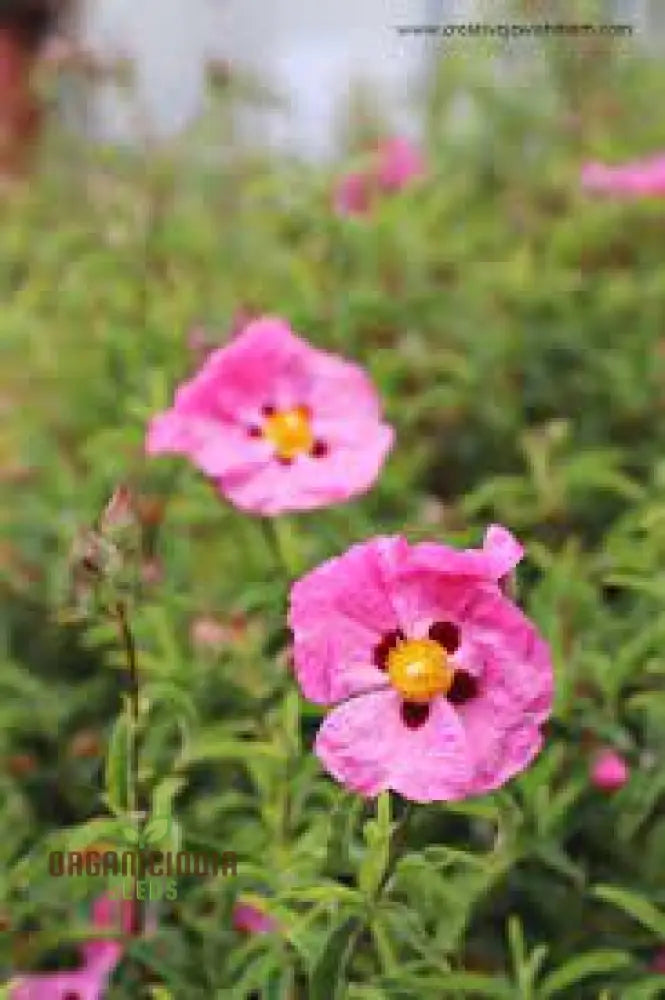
114;599;145;937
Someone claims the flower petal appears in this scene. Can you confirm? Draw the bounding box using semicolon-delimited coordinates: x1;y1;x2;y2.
315;688;471;802
289;538;407;703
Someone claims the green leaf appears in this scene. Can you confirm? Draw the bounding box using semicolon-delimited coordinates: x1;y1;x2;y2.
620;977;665;1000
309;916;361;1000
539;950;633;998
591;886;665;938
105;709;130;815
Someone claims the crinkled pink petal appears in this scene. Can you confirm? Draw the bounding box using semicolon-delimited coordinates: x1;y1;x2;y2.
146;317;393;515
481;524;524;579
220;421;393;515
372;528;524;637
375;137;425;192
304;348;386;422
10;894;132;1000
334;170;373;216
146;412;268;479
9;966;110;1000
173;317;313;422
315;688;471;801
289;537;406;703
451;594;553;792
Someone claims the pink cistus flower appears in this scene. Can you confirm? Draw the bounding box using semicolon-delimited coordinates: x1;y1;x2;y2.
289;526;553;803
10;893;133;1000
375;136;426;193
232;900;278;936
590;749;629;792
334;136;425;217
581;154;665;198
146;317;394;516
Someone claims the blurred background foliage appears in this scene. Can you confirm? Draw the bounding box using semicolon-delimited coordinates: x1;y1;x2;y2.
2;7;665;998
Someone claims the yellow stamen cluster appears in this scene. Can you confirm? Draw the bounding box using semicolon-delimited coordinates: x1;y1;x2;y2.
263;407;314;460
387;638;454;703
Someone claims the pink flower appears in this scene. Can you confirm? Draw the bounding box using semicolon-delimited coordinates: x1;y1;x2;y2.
581;154;665;198
289;526;552;803
232;900;278;936
146;317;394;516
334;136;425;217
10;893;133;1000
590;749;629;792
375;137;426;193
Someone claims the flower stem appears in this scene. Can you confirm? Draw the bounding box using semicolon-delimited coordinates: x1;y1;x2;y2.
341;797;415;991
114;599;145;937
262;517;303;580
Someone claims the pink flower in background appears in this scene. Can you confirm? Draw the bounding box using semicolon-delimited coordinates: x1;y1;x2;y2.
581;154;665;198
190;615;233;651
289;526;553;803
334;136;425;217
590;749;629;792
146;317;394;516
375;136;426;193
10;893;132;1000
232;900;278;936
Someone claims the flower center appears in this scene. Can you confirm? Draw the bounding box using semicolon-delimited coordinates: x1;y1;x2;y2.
263;407;314;460
387;638;454;704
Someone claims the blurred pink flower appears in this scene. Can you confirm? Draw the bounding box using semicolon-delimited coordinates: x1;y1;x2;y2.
190;615;233;650
334;136;425;217
232;900;278;936
581;154;665;198
10;893;133;1000
289;526;553;802
146;317;394;516
590;749;629;792
375;136;426;193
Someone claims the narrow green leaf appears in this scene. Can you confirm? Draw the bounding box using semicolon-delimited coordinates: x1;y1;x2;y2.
105;709;130;815
592;886;665;938
310;916;361;1000
539;950;633;998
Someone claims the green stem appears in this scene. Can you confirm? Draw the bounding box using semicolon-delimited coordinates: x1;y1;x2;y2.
341;798;415;991
115;600;145;938
262;517;303;580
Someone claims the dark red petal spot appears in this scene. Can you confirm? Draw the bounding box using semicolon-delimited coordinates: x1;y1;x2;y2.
261;404;276;417
373;629;405;671
447;670;479;705
428;621;461;654
275;454;294;466
310;440;328;458
401;701;431;729
247;425;262;438
63;993;82;1000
